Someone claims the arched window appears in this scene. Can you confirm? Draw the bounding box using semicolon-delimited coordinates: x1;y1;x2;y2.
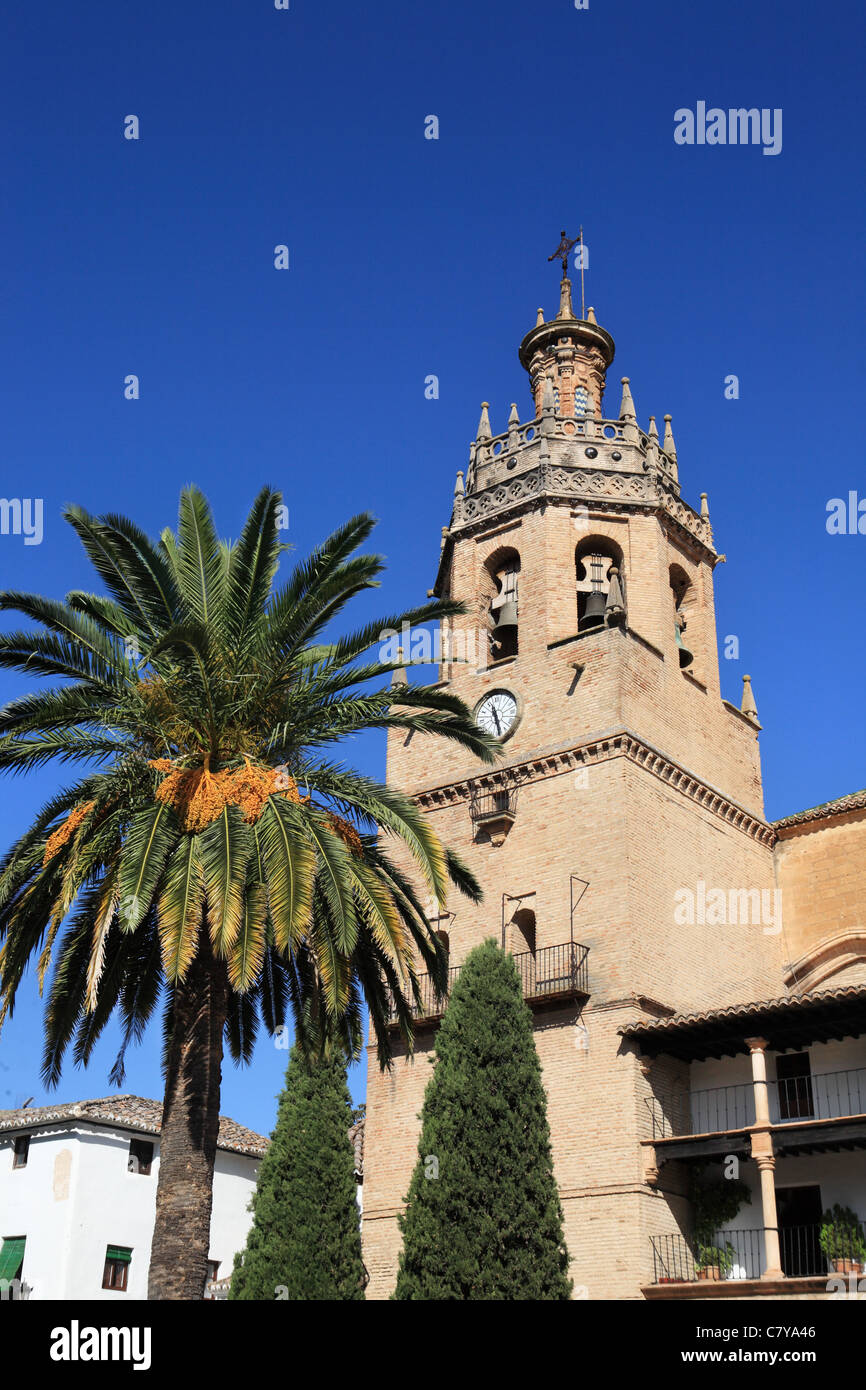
484;547;521;660
575;537;625;633
436;930;450;964
669;564;695;670
511;907;536;958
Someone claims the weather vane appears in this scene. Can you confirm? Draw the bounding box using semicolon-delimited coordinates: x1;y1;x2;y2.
548;229;582;276
548;228;586;318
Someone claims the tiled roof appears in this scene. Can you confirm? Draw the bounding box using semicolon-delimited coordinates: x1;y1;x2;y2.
619;984;866;1039
0;1094;268;1158
0;1094;366;1175
773;789;866;830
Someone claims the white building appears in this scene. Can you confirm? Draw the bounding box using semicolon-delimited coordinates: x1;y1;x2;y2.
0;1095;266;1300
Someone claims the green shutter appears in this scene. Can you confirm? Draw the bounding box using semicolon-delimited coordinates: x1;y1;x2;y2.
0;1237;25;1281
106;1245;132;1263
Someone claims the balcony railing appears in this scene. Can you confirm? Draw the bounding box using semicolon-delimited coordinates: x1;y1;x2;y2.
646;1083;755;1139
652;1229;764;1283
775;1067;866;1123
386;940;589;1026
651;1220;866;1284
469;786;519;824
646;1066;866;1139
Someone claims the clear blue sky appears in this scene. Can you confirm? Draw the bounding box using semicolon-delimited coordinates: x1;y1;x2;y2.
1;0;863;1135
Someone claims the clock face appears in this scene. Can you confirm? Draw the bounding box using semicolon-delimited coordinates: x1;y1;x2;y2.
475;689;519;740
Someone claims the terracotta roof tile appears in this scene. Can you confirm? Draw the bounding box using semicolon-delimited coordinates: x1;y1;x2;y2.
0;1094;268;1158
773;789;866;830
619;982;866;1038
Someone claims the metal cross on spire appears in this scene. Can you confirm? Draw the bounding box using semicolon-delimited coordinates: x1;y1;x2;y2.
548;228;585;317
548;229;582;276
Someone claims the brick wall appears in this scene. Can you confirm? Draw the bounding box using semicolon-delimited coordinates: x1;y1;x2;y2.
775;809;866;989
363;470;792;1299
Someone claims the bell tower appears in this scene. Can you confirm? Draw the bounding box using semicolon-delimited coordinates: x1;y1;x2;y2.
362;246;785;1299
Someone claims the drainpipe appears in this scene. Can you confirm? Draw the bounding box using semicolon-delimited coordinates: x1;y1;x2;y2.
745;1037;784;1280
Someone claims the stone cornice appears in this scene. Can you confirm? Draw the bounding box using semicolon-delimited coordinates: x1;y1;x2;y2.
518;315;616;371
414;729;775;846
451;458;714;559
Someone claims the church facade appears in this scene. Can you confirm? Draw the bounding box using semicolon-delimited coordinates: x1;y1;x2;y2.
362;264;866;1300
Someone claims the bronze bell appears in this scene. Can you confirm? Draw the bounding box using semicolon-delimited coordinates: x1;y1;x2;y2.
579;590;607;632
675;613;693;669
491;599;518;643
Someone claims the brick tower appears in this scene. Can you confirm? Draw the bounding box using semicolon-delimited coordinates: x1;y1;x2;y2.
362;257;785;1299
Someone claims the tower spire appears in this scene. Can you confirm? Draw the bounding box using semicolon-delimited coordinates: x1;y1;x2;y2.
520;231;613;420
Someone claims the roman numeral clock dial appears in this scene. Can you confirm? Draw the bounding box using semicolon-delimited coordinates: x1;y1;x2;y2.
475;689;519;740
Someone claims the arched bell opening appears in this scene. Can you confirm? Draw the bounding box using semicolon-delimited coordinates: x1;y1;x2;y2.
669;564;696;671
483;547;521;660
575;537;625;633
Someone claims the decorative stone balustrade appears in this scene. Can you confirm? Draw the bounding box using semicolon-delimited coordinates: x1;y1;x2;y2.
468;412;679;492
452;418;712;557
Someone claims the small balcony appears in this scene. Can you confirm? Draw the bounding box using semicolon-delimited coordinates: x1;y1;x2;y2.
469;785;519;846
386;940;590;1027
650;1220;866;1287
646;1066;866;1140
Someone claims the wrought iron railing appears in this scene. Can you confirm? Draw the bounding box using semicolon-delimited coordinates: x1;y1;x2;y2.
386;940;589;1025
646;1083;755;1139
513;940;589;1000
469;785;518;823
775;1067;866;1124
646;1066;866;1139
651;1219;866;1284
780;1222;866;1277
651;1228;764;1283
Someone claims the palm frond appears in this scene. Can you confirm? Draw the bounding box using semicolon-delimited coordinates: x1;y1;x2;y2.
174;486;224;626
199;807;252;956
255;799;315;955
157;836;204;982
118;802;179;930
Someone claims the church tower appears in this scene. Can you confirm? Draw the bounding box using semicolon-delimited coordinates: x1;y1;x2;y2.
362;252;785;1299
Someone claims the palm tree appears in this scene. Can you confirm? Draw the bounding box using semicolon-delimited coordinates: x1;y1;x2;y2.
0;487;496;1299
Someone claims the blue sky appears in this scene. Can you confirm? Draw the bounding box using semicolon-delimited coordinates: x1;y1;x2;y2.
1;0;863;1135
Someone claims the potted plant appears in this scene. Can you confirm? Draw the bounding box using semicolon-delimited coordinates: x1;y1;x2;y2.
819;1205;866;1274
695;1241;735;1280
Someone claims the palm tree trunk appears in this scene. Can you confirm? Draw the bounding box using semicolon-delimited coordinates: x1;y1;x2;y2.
148;926;229;1300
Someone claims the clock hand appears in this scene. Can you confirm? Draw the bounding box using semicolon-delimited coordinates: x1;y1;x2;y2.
492;710;502;734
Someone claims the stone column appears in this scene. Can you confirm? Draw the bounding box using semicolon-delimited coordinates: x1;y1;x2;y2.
747;1036;772;1121
745;1037;783;1280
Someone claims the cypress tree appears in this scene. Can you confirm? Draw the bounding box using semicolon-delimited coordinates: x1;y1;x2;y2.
230;1046;365;1300
394;939;572;1300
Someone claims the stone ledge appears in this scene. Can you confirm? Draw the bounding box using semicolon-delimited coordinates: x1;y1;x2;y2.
414;728;774;845
643;1276;831;1299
